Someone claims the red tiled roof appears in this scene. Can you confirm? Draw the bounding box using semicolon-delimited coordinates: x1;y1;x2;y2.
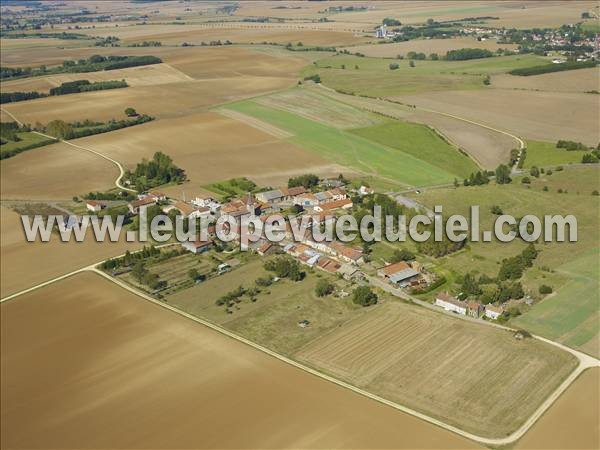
380;261;410;276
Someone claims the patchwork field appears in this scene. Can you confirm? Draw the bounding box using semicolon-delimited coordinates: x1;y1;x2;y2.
345;37;519;58
0;271;479;449
395;89;600;145
72;111;342;194
351;121;479;177
0;142;118;200
492;67;600;94
296;301;577;438
310;86;516;168
0;63;193;93
523;140;589;168
224;99;464;187
301;54;547;96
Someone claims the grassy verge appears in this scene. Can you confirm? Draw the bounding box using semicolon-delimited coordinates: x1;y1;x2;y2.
0;131;55;159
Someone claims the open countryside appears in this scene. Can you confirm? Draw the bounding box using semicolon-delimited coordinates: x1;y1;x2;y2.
1;1;598;449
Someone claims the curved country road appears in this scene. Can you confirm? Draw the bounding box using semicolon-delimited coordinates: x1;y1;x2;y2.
1;107;135;192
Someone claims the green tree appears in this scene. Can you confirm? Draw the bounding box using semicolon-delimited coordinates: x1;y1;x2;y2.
315;279;335;297
530;166;540;177
495;164;512;184
46;119;74;139
352;286;378;307
188;268;200;281
390;249;415;262
539;284;553;294
125;107;138;117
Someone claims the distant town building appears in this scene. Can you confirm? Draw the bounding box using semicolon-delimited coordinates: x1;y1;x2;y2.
375;24;387;38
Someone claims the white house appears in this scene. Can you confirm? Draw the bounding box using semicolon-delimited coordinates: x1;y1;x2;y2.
485;304;505;320
435;292;467;315
86;200;104;212
191;195;221;212
182;238;213;254
173;201;211;219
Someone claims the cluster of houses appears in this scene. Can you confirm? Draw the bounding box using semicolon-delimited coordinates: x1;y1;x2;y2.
435;292;505;320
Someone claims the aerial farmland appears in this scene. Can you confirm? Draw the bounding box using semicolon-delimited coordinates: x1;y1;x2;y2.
1;1;598;449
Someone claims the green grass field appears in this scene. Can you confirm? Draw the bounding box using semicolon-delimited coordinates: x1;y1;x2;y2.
512;248;599;357
224;100;463;187
0;131;54;157
407;167;600;355
300;54;546;97
523;140;588;168
351;121;478;178
166;255;363;355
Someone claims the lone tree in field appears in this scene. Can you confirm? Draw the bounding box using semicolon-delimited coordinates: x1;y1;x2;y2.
352;286;378;307
125;107;138;117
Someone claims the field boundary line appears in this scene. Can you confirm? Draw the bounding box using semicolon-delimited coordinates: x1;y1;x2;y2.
2;255;597;446
0;107;135;192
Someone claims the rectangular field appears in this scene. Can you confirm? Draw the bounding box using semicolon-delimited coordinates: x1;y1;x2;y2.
296;301;577;438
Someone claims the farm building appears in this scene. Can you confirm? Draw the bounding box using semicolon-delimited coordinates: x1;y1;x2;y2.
173;201;211;219
191;194;221;212
314;198;353;213
485;304;505;320
337;263;362;281
378;261;420;286
86;200;105;212
329;242;364;265
255;189;284;204
317;257;341;274
128;196;157;214
435;292;467;315
182;238;213;254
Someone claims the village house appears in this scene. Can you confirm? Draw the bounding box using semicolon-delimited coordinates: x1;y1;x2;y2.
435;292;467;315
173;201;211;219
378;261;420;287
314;198;353;213
255;189;284;204
328;241;364;265
337;263;362;281
317;257;341;274
467;300;483;318
280;186;307;202
128;196;157;214
86;200;105;212
358;185;374;196
485;304;505;320
295;192;319;208
181;238;213;254
191;194;221;212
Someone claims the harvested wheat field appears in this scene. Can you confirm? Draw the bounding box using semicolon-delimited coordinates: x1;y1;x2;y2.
0;142;118;200
516;368;599;450
0;272;480;449
296;301;577;438
0;63;193;93
491;67;600;93
1;75;298;124
74;22;369;46
73;111;346;193
0;207;139;298
345;38;518;58
396;89;600;145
